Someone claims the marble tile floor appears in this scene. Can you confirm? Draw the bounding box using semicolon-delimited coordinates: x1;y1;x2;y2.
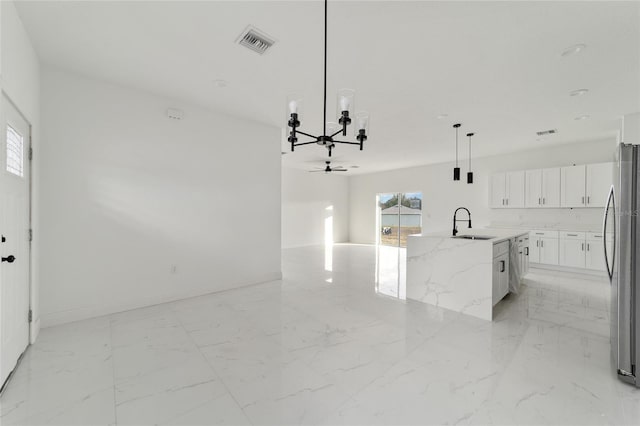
1;244;638;425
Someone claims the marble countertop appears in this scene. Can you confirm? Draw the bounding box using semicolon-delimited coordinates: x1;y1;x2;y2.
488;223;603;232
410;228;529;244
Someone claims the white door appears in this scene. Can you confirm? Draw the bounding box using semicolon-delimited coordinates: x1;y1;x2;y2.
559;239;586;268
529;236;541;263
540;238;559;265
586;163;614;207
541;168;561;207
490;173;506;208
506;171;525;208
585;240;606;271
525;169;542;208
0;95;31;387
561;165;586;207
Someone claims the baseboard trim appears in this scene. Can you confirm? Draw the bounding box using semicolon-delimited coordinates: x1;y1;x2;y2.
529;263;607;277
40;271;283;328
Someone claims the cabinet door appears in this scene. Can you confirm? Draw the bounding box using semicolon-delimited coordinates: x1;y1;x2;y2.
529;237;541;263
492;257;501;306
586;163;614;207
585;240;606;271
506;171;525;208
540;238;559;265
490;173;506;208
561;165;586;207
525;169;542;208
541;168;561;207
559;239;586;268
500;253;510;299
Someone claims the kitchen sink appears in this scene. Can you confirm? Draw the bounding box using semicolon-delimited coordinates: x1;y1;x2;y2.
453;235;496;240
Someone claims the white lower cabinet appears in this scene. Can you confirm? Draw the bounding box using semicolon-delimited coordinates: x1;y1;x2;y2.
585;232;612;271
492;251;510;306
559;232;586;268
529;230;559;265
516;235;530;276
530;229;611;272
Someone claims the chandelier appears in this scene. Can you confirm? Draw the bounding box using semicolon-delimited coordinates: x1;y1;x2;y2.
286;0;369;157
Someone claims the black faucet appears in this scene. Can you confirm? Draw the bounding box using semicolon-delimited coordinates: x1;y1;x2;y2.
452;207;472;236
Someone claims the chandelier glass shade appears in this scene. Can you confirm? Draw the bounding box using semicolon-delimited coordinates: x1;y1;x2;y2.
286;0;369;157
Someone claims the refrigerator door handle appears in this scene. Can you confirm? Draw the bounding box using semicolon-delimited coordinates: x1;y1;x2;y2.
603;184;616;283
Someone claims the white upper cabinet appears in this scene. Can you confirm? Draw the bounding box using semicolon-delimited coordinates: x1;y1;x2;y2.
491;171;524;208
525;169;542;208
542;168;561;207
505;171;525;208
490;173;507;208
525;168;560;208
561;165;587;207
560;162;614;208
586;162;614;207
492;162;611;209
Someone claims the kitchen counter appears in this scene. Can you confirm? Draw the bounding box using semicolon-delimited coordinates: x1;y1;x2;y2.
406;228;528;321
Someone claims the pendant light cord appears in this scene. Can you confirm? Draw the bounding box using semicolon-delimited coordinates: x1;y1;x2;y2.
323;0;328;136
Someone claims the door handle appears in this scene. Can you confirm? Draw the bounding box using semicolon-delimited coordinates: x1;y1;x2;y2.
1;235;5;243
581;243;584;251
587;243;590;251
500;260;505;272
582;196;585;205
538;197;541;205
1;255;16;263
525;247;529;256
587;196;590;204
543;197;545;204
603;185;616;282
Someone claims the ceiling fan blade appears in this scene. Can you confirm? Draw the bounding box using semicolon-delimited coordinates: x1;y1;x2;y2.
308;170;325;172
332;169;348;172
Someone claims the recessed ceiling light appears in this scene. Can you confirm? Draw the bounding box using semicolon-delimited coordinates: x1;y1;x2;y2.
213;79;228;88
569;88;589;97
575;115;590;121
561;43;587;57
436;114;449;119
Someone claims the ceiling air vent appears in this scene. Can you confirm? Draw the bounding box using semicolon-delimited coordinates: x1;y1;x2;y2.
536;129;558;136
237;26;275;55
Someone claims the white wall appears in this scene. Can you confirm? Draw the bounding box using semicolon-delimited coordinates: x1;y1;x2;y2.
39;67;281;327
1;1;41;341
281;167;349;248
350;138;617;244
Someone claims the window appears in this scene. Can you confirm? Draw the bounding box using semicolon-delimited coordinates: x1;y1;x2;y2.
6;124;24;177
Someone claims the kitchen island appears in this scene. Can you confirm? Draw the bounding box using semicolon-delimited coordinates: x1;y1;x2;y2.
406;228;528;321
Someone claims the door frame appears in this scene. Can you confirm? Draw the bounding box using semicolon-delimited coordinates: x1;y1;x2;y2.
0;90;34;380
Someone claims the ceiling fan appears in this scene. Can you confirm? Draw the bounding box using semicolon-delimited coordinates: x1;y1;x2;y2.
309;161;348;173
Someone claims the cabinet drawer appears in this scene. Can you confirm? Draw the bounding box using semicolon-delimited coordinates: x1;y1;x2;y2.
586;231;613;241
560;231;586;240
530;230;559;238
493;241;509;257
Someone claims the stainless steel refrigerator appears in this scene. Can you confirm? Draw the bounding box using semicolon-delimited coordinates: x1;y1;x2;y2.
605;143;640;387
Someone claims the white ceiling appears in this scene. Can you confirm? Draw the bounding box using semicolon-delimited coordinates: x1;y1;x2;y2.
14;0;640;175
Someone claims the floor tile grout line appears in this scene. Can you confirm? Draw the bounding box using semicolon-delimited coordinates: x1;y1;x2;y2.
172;305;256;426
108;315;119;425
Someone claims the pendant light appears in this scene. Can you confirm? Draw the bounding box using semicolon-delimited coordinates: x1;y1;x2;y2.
452;123;461;181
466;132;475;184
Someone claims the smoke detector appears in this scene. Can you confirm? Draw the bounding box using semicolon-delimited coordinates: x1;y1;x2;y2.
536;129;558;136
236;26;275;55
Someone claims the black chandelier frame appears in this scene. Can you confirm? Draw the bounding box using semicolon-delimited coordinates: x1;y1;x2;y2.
287;0;367;157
